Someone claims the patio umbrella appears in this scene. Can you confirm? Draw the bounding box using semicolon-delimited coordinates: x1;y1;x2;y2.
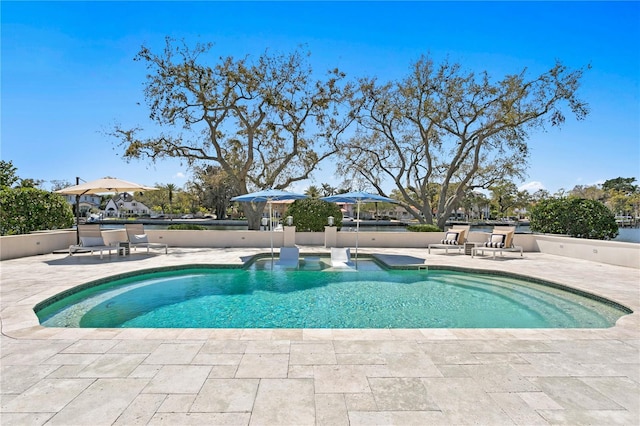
231;189;308;264
321;191;397;266
56;177;158;243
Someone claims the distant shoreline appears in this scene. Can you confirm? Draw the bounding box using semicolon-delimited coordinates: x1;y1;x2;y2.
87;218;639;243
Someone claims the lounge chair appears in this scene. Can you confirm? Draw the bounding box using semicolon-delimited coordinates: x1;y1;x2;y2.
331;247;355;268
69;224;123;259
124;223;168;254
471;226;523;259
428;225;470;254
276;246;299;268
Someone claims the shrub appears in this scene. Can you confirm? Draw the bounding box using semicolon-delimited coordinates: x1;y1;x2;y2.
0;187;74;235
530;197;618;240
406;224;441;232
167;224;207;230
284;199;343;232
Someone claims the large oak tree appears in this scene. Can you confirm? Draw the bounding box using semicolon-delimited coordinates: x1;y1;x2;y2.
338;56;589;228
112;39;354;229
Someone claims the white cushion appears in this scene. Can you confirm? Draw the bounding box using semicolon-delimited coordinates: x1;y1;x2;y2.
484;233;506;248
130;234;149;244
441;231;459;245
445;232;458;241
80;236;105;247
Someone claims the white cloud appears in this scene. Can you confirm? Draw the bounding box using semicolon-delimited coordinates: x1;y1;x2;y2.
290;182;309;193
173;172;186;179
518;181;546;193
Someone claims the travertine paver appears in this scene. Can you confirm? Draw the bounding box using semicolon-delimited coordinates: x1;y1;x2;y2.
191;378;258;413
314;393;348;425
423;377;516;424
290;342;337;365
489;392;551;425
251;378;315;425
0;364;59;394
1;378;94;413
348;409;448;424
78;353;148;378
1;247;639;425
156;394;196;413
143;365;211;394
368;377;439;410
112;393;166;426
144;343;204;364
46;378;149;426
235;354;290;378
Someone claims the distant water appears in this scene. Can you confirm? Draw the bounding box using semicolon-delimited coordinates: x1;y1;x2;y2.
469;225;639;244
616;228;640;243
102;222;640;243
298;224;640;243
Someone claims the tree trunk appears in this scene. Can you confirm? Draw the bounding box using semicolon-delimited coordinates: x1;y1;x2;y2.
214;202;227;220
244;202;266;230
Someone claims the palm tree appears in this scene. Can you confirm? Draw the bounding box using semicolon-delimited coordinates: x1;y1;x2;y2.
305;185;320;198
321;183;337;197
165;183;177;220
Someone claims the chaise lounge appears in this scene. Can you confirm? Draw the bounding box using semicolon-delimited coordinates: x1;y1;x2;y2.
428;225;470;255
276;246;300;268
471;226;523;259
125;223;168;254
331;247;355;268
69;224;123;259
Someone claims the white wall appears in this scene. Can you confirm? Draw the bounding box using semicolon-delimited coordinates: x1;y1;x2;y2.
1;229;638;269
0;231;77;259
533;234;640;268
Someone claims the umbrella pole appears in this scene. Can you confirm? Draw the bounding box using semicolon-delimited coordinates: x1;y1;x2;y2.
269;201;274;268
355;202;360;268
75;177;82;244
75;194;80;244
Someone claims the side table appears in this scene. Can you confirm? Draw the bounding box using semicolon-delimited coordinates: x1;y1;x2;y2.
464;242;476;256
118;241;130;256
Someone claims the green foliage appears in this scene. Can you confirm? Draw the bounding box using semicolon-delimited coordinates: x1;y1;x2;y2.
602;177;637;195
530;197;618;240
284;199;343;232
189;165;234;220
406;224;441;232
0;160;19;188
0;187;74;235
167;224;207;230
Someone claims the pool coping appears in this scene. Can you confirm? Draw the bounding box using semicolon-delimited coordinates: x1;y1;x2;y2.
32;255;633;327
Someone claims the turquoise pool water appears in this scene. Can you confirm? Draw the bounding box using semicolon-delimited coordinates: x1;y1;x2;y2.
36;261;629;328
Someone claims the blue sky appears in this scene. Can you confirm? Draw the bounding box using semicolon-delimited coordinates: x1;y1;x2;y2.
2;1;639;195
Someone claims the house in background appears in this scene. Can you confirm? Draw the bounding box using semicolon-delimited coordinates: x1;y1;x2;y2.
104;193;151;218
61;194;102;217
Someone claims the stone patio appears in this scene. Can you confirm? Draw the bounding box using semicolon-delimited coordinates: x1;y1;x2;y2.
1;247;638;425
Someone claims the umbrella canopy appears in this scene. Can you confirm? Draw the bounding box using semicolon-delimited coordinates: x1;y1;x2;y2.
56;177;158;243
56;177;157;195
231;189;308;265
230;188;308;203
321;191;398;267
320;191;396;205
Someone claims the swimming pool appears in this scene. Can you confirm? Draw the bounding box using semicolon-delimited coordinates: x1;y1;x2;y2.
35;260;630;329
